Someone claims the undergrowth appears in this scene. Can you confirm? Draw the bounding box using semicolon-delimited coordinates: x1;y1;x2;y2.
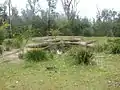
24;49;54;62
106;38;120;54
68;47;94;65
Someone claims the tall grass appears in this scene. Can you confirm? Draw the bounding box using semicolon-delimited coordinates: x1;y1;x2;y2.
107;39;120;54
68;47;94;65
25;49;48;62
24;48;54;62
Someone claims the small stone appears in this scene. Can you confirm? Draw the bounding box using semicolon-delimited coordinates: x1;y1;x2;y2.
74;83;78;86
39;80;44;84
40;80;43;82
108;80;111;83
16;81;18;83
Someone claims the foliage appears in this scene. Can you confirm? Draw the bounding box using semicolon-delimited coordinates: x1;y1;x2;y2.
0;23;10;30
91;38;120;54
3;37;23;50
93;43;108;52
12;37;23;48
12;25;34;50
25;49;48;62
49;28;61;36
0;4;8;26
69;47;94;65
2;39;13;51
0;45;3;55
0;23;9;44
106;39;120;54
0;30;4;45
2;1;120;41
9;5;120;37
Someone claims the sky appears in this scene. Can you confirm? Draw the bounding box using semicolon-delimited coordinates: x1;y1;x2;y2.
0;0;120;19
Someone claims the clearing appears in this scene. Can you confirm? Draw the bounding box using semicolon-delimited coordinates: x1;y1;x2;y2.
0;37;120;90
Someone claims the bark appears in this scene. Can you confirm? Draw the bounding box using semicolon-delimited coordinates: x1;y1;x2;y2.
26;40;96;48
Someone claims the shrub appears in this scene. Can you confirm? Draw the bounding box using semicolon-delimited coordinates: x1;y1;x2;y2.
2;39;13;51
110;44;120;54
0;45;4;55
12;39;22;48
93;43;108;52
106;39;120;54
25;49;48;62
0;30;4;45
69;47;94;65
3;38;23;50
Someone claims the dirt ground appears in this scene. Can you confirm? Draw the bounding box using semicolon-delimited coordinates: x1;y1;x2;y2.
0;49;22;63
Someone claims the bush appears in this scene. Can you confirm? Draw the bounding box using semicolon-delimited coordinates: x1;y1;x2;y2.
0;45;4;55
107;39;120;54
0;30;5;45
25;49;48;62
110;44;120;54
69;47;94;65
93;43;108;52
3;38;22;50
12;39;22;48
2;39;13;51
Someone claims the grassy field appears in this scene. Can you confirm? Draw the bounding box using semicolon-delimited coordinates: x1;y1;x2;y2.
0;37;120;90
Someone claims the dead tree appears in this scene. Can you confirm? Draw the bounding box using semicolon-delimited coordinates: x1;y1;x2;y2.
61;0;80;21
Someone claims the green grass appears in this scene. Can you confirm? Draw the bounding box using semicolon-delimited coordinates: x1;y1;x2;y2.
0;37;120;90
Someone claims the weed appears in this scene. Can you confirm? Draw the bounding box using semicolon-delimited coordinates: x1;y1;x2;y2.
0;45;3;55
69;47;94;65
107;39;120;54
25;49;48;62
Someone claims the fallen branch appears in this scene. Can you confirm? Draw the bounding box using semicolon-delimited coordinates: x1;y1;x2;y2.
26;40;95;49
32;36;81;42
0;49;20;58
